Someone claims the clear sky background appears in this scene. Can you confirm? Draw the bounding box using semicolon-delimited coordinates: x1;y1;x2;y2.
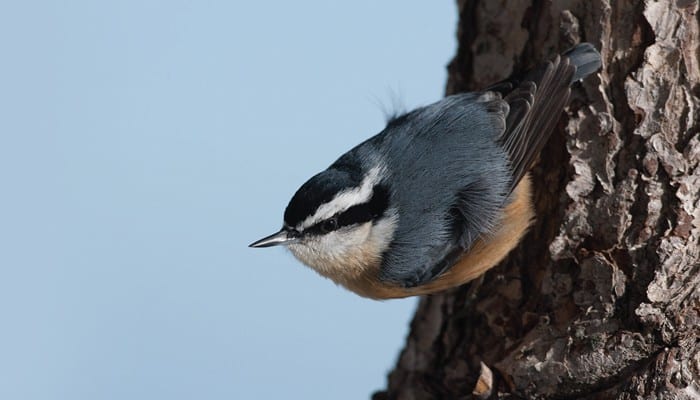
0;2;456;399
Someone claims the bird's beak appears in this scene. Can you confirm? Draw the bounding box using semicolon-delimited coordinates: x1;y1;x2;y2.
249;228;298;248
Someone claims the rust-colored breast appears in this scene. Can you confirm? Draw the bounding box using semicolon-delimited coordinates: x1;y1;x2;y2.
344;176;535;299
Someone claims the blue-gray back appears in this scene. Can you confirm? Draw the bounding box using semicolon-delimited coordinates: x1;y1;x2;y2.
347;94;513;286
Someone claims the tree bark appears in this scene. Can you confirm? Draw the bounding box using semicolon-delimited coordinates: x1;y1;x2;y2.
375;1;700;399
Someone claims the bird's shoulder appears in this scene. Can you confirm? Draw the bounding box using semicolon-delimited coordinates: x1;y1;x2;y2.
382;92;508;141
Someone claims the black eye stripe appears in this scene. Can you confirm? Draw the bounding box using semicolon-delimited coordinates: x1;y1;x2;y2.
306;184;390;235
337;203;373;227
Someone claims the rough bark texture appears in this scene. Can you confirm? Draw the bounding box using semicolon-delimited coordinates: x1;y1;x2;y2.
375;1;700;399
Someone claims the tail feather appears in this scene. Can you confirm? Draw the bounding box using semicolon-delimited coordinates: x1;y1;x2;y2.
494;43;602;194
564;43;602;83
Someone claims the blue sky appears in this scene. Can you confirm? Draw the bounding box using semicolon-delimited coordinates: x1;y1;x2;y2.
0;2;456;399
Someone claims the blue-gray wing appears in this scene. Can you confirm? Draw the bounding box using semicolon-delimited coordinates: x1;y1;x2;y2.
378;44;601;288
376;94;512;287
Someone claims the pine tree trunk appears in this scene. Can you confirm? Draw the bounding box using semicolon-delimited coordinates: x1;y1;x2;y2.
375;1;700;398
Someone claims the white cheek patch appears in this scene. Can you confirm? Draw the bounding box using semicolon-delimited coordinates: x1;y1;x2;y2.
286;224;371;275
367;209;398;255
297;165;384;230
286;209;399;278
323;223;372;252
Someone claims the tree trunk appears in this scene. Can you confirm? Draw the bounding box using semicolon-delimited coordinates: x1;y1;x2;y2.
375;1;700;399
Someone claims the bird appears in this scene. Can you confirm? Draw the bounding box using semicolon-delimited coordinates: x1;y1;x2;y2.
250;43;602;299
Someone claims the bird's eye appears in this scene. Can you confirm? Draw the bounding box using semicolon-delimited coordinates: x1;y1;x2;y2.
321;217;339;233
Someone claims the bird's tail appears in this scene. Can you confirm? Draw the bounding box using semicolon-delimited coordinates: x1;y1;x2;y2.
494;43;602;191
564;43;602;83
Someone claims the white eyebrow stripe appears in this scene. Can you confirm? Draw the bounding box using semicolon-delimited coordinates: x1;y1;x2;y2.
297;166;383;230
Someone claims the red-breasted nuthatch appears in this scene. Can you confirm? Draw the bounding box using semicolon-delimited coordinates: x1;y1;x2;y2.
250;44;602;299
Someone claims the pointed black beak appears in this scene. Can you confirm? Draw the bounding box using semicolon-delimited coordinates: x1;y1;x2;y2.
249;228;298;248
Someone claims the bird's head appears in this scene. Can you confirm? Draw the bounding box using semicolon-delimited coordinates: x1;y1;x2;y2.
250;165;397;281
